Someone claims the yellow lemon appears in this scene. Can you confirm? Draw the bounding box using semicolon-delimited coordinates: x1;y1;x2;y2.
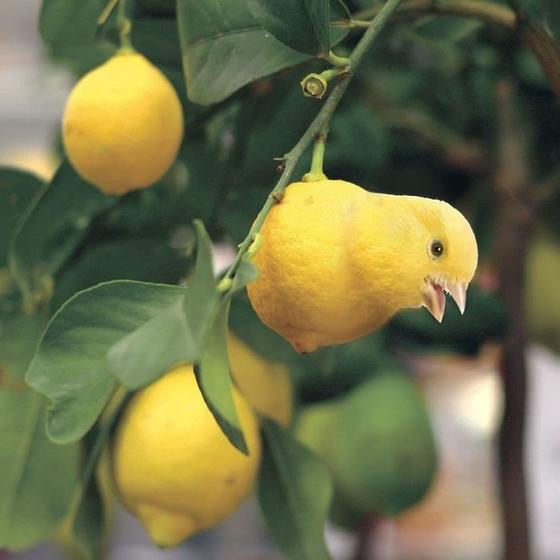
112;365;261;548
62;51;183;195
247;179;477;353
229;335;292;426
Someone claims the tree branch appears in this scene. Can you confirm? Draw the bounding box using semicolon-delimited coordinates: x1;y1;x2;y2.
352;0;515;30
223;0;406;281
493;79;534;560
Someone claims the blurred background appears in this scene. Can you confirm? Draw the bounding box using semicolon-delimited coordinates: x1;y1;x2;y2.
2;1;560;559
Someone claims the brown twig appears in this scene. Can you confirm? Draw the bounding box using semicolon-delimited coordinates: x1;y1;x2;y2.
352;514;378;560
493;79;534;560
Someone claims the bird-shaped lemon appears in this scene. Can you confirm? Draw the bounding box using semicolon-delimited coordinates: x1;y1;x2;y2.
247;179;478;353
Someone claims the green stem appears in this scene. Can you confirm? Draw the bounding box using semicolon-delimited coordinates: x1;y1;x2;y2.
223;0;405;281
97;0;119;26
327;51;351;67
303;129;329;182
117;0;134;52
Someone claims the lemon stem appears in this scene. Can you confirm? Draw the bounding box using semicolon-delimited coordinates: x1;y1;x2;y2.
327;51;351;67
117;0;134;52
302;130;328;182
223;0;405;281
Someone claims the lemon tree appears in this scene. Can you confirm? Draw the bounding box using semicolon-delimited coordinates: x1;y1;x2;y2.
2;0;560;559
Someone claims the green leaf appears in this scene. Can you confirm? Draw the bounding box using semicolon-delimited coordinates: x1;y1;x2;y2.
0;168;44;267
108;296;195;389
0;389;79;551
194;300;248;454
41;0;109;46
8;160;112;308
176;0;308;105
53;237;192;311
26;280;185;443
0;314;45;381
185;220;219;343
248;0;331;55
106;221;215;389
258;419;332;560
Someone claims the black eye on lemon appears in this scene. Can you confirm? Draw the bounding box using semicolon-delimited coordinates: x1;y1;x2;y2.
430;240;444;257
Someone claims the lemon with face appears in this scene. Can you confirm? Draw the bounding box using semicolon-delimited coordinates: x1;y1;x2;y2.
112;365;261;548
62;51;183;195
247;179;478;353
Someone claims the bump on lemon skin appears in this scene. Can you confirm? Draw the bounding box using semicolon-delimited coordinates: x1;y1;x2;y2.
229;335;293;426
112;365;261;548
62;52;183;195
247;179;478;353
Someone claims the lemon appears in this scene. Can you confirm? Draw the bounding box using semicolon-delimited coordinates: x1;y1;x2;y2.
229;335;292;426
247;179;477;353
112;365;261;548
297;371;437;520
62;51;183;195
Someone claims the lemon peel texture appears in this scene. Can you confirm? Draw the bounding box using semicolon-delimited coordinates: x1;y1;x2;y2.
63;52;183;195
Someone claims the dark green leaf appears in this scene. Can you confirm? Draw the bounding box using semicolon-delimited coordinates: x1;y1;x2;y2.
8;160;112;308
195;300;248;454
64;391;126;559
177;0;308;105
0;168;44;267
248;0;331;55
41;0;109;46
132;18;182;69
70;477;104;560
0;389;79;551
53;237;192;311
258;419;332;560
27;281;185;443
0;314;45;381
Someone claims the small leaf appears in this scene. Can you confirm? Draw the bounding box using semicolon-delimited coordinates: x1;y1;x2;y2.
0;168;44;267
195;300;248;454
8;160;112;307
248;0;331;55
27;280;185;443
177;0;308;105
0;389;80;551
185;220;218;342
258;419;332;560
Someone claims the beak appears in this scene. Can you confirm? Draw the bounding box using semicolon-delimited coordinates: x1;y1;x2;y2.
422;282;446;323
422;279;469;322
447;281;468;314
